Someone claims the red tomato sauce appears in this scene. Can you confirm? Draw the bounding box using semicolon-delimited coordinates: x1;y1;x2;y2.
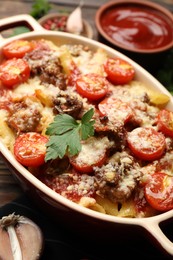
100;5;173;50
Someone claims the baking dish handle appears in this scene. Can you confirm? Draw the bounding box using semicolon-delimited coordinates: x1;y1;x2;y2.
143;219;173;256
0;14;45;40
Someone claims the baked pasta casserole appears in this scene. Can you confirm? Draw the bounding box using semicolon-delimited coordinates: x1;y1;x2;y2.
0;38;173;218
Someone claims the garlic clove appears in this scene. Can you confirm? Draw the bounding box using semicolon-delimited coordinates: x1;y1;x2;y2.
66;6;83;35
0;213;44;260
15;218;44;260
0;228;13;260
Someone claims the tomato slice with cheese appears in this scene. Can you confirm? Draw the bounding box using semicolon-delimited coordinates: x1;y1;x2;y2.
0;58;30;88
2;40;35;59
104;58;135;85
76;73;109;101
70;137;109;173
157;109;173;138
144;172;173;211
98;97;133;124
127;127;166;161
14;132;49;167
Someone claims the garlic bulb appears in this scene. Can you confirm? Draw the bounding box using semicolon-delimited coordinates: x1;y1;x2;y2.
66;6;83;35
0;213;44;260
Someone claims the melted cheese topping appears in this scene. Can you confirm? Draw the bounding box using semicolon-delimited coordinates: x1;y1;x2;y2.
75;136;111;166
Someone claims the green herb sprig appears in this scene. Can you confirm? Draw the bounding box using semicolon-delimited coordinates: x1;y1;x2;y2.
45;108;95;162
30;0;51;19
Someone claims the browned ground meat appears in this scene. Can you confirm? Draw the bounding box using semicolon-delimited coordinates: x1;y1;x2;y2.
24;42;52;76
40;58;66;89
53;91;83;118
94;112;127;151
7;102;41;134
94;153;142;203
25;49;66;89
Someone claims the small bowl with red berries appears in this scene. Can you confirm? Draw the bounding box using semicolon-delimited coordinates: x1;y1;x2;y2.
38;12;93;39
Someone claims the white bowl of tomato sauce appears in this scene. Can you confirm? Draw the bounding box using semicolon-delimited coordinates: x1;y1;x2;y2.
95;0;173;73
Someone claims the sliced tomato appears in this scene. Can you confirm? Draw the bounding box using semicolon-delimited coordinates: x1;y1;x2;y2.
98;97;133;124
104;58;135;85
2;40;35;59
157;109;173;138
0;58;30;88
70;154;106;173
70;137;108;173
76;73;109;101
144;172;173;211
127;127;166;161
14;132;49;167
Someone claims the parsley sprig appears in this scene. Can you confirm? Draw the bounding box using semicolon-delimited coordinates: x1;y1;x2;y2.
30;0;51;19
45;108;95;162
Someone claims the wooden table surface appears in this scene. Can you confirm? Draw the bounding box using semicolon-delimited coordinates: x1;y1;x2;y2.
0;0;173;208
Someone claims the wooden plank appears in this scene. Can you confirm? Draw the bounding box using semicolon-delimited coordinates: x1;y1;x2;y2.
0;157;23;206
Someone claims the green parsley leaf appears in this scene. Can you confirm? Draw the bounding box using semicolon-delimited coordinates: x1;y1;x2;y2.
66;128;81;155
46;136;67;160
81;108;95;140
81;121;95;140
81;108;94;123
45;108;95;161
46;113;78;135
